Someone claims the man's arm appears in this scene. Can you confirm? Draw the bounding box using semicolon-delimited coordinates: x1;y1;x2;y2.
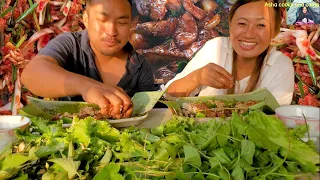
21;32;133;118
21;55;96;98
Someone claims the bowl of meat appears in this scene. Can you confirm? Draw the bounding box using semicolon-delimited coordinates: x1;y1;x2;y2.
19;91;164;128
275;105;320;137
0;116;30;151
161;88;280;121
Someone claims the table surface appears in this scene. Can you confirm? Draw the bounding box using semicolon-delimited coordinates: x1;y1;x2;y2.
136;108;173;128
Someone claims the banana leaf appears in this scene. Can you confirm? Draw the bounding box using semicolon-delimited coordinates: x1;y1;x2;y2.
160;88;279;116
20;91;165;119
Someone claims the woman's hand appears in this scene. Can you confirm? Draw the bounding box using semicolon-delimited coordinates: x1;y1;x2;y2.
195;63;234;89
80;82;133;119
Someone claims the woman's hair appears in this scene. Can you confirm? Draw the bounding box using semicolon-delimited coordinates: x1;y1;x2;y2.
227;0;282;94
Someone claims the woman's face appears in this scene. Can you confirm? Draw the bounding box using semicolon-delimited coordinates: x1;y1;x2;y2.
229;1;274;60
303;7;307;14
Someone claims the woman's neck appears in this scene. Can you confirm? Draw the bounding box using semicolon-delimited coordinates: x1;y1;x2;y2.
236;56;257;68
234;55;257;81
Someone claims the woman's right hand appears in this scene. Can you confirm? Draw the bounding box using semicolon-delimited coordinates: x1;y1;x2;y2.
194;63;234;89
80;82;133;119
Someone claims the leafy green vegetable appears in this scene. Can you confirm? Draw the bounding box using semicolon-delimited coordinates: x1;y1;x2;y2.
183;145;201;167
93;163;124;180
241;140;255;165
0;154;29;170
3;110;318;179
48;158;81;179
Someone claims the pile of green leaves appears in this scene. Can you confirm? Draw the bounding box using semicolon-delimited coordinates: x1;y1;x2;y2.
0;111;319;180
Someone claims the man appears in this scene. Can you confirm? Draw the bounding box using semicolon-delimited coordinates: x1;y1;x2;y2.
21;0;158;119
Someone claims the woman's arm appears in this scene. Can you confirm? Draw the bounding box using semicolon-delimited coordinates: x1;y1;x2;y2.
165;38;234;97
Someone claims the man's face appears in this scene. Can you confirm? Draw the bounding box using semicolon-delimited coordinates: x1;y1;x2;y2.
83;0;132;56
229;1;273;60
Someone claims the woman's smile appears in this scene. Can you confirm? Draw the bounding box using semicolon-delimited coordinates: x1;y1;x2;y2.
238;40;258;50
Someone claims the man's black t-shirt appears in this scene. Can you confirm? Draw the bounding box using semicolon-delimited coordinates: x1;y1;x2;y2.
38;30;158;101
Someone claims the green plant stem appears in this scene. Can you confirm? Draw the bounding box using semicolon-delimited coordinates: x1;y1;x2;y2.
305;55;317;86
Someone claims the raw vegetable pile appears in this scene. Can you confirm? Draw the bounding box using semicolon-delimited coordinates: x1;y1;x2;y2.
0;0;85;115
1;111;319;179
272;25;320;107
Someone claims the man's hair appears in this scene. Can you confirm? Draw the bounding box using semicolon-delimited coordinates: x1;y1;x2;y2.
85;0;132;7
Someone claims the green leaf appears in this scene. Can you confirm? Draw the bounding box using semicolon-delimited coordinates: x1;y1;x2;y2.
160;141;177;159
183;145;201;167
13;173;28;180
68;117;91;147
231;165;245;180
1;154;29;170
218;167;230;180
195;112;206;118
212;148;231;164
241;140;255;165
159;100;182;112
239;158;255;173
68;142;75;158
100;149;112;165
29;116;50;134
35;140;65;158
0;144;12;162
0;168;20;179
154;148;169;161
192;173;205;180
48;158;81;179
217;122;231;147
93;163;124;180
132;91;164;116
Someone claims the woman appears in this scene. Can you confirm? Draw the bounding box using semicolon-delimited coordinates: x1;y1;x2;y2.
295;6;314;24
165;0;294;106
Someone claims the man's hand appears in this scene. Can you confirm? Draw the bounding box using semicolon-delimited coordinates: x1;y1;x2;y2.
195;63;234;89
81;83;133;119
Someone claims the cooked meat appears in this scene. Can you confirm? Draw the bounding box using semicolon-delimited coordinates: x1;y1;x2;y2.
204;14;220;30
166;0;182;11
0;86;10;106
135;18;178;37
54;105;133;121
183;39;206;59
182;102;209;113
181;100;259;118
200;0;218;12
182;0;206;20
198;29;219;41
141;40;186;63
129;32;150;49
150;0;168;20
174;12;198;49
133;0;152;16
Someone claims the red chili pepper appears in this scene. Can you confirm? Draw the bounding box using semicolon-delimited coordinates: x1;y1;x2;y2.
306;49;315;57
39;1;46;11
